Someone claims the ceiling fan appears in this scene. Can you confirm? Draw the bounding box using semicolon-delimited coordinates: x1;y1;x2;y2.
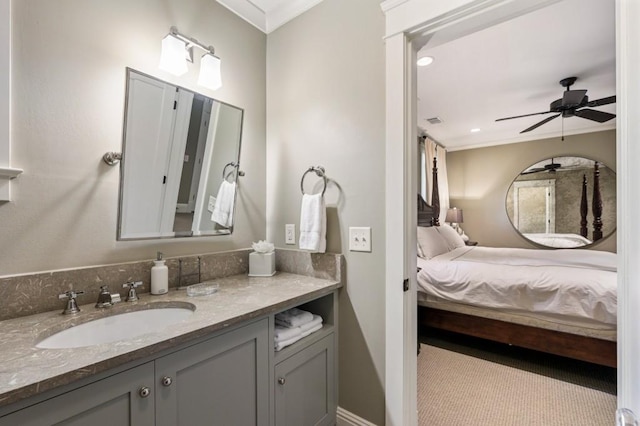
520;158;562;175
496;77;616;134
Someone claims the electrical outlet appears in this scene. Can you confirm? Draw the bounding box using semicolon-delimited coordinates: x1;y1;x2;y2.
207;195;216;213
349;227;372;252
285;224;296;245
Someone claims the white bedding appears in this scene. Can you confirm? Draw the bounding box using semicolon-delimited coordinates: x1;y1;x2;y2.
523;233;592;248
417;246;617;326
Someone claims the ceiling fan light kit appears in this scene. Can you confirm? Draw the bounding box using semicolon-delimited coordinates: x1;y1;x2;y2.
495;77;616;134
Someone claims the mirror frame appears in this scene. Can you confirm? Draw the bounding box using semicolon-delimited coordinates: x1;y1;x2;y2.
117;68;244;241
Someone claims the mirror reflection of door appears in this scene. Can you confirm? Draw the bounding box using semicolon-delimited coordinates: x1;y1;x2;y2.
118;69;244;240
513;180;555;234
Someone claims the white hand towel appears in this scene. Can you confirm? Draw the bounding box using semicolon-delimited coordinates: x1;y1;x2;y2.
211;181;236;227
299;193;326;253
274;325;302;343
298;314;323;333
275;308;314;328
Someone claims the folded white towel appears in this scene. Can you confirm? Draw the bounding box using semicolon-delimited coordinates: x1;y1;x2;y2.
274;325;302;343
275;334;302;351
274;322;324;351
300;322;323;338
275;308;314;328
211;181;236;227
299;314;323;333
299;193;326;253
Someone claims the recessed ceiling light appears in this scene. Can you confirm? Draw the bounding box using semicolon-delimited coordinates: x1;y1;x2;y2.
470;128;481;133
417;56;434;67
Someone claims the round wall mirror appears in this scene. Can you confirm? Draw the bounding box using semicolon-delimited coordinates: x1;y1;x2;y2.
506;156;616;248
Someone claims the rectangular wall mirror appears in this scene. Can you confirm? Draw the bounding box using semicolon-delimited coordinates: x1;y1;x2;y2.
117;68;244;240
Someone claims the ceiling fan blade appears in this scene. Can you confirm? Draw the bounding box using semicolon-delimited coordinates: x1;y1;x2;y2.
574;108;616;123
562;89;587;107
520;114;560;133
520;168;546;175
587;95;616;107
495;111;554;122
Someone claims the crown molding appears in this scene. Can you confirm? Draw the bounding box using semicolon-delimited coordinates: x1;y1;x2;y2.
216;0;324;34
380;0;409;14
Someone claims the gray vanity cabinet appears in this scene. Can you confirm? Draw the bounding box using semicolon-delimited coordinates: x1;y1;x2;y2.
0;362;155;426
155;318;269;426
274;334;335;426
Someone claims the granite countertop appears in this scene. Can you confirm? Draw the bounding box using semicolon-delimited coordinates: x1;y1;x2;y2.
0;272;341;408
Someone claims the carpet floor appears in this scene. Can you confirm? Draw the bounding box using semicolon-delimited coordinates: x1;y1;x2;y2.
418;330;617;426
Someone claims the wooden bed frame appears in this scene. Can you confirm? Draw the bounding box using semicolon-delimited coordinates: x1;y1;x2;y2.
418;158;616;368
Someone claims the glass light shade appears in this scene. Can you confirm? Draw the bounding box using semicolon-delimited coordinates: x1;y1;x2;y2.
198;53;222;90
159;34;188;76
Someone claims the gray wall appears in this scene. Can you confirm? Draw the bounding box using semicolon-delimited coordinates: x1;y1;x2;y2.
447;129;617;252
2;0;266;276
266;0;386;423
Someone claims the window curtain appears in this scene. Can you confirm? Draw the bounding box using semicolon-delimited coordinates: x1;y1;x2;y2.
423;137;450;225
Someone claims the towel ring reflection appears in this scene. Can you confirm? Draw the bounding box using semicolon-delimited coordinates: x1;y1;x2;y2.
222;162;245;182
300;166;327;196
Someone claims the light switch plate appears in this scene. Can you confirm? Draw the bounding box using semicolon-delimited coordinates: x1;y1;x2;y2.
285;224;296;244
349;227;372;252
207;196;216;213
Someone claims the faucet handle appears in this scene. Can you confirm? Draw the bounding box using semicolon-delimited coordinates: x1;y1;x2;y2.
123;281;143;302
59;290;84;315
58;290;84;300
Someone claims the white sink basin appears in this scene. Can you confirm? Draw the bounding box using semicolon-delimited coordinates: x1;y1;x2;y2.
37;305;195;349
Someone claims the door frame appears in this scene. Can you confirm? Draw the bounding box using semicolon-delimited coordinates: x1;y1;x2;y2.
382;0;640;424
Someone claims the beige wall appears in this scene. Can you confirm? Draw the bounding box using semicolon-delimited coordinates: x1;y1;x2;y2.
2;0;266;276
266;0;386;423
447;129;616;252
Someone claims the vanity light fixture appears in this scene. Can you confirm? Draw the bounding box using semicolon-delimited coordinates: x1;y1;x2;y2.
159;26;222;90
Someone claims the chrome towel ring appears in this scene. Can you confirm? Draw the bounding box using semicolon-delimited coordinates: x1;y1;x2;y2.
300;166;327;196
222;162;245;182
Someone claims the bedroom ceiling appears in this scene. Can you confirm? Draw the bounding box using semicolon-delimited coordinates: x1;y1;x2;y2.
417;0;616;152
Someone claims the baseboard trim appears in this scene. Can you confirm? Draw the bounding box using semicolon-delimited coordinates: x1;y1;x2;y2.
336;406;378;426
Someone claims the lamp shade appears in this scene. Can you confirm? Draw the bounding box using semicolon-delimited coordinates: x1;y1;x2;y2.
198;53;222;90
159;34;188;76
445;208;463;224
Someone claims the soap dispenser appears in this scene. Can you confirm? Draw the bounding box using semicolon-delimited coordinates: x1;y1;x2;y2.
151;252;168;295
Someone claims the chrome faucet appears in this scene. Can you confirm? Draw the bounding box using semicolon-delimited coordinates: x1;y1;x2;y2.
123;281;142;302
95;285;114;308
59;290;84;315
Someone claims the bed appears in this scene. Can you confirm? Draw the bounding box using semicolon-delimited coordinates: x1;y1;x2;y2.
417;160;617;368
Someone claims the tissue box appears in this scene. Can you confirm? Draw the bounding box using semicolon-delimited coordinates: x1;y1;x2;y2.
249;252;276;277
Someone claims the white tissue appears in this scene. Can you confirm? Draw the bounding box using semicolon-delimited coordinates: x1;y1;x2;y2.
252;240;275;254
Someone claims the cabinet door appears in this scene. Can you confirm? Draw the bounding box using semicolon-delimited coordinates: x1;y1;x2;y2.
275;334;335;426
0;362;155;426
156;319;269;426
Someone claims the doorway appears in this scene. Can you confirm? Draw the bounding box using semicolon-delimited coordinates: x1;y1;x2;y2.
383;0;640;424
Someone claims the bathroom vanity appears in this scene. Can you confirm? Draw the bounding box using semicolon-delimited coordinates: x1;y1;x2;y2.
0;272;340;426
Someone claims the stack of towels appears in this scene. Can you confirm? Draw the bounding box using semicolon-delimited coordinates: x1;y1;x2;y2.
274;308;323;351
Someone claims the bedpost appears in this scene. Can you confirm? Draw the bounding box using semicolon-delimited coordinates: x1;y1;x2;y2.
431;157;440;226
592;162;603;241
580;174;588;238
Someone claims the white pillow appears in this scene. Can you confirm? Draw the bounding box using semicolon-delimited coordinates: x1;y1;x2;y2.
417;226;450;259
436;224;466;250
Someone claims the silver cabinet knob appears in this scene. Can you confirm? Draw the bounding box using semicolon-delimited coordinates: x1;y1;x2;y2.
277;377;286;385
139;386;151;398
161;376;173;387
